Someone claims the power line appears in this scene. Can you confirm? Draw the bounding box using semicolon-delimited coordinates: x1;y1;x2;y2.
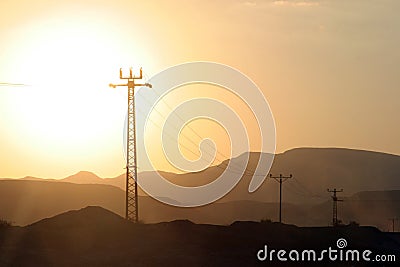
135;86;266;177
137;91;225;162
344;199;400;202
135;106;264;177
142;75;265;176
292;177;328;199
0;82;30;87
285;181;329;201
135;106;215;161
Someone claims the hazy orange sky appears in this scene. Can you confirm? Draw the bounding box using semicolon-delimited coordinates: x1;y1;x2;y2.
0;0;399;178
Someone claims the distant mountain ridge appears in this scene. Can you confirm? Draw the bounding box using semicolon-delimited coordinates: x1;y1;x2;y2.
5;147;400;189
1;179;400;230
2;147;400;207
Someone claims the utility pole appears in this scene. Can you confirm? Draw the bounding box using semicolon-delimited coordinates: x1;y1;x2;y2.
389;218;398;232
110;67;152;223
269;174;292;223
327;188;343;227
0;82;29;86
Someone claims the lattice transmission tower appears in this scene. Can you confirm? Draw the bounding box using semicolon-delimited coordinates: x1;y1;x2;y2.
327;188;343;226
110;67;152;222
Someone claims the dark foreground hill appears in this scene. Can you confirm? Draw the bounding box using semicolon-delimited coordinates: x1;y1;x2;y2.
0;206;399;267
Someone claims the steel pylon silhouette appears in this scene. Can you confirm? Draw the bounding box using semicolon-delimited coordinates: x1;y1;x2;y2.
327;188;343;226
110;67;152;223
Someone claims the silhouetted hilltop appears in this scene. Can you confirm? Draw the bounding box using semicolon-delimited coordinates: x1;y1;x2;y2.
28;206;128;229
62;171;104;184
1;206;399;266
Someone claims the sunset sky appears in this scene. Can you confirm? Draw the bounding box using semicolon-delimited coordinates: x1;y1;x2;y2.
0;0;399;178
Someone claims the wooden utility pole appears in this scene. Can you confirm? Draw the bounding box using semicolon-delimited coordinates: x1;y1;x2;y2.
269;174;292;223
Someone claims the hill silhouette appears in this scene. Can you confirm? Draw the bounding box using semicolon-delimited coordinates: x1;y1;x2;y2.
14;147;400;205
28;206;128;229
62;171;105;184
1;147;400;229
0;180;124;225
1;179;400;230
0;206;399;266
183;147;400;205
